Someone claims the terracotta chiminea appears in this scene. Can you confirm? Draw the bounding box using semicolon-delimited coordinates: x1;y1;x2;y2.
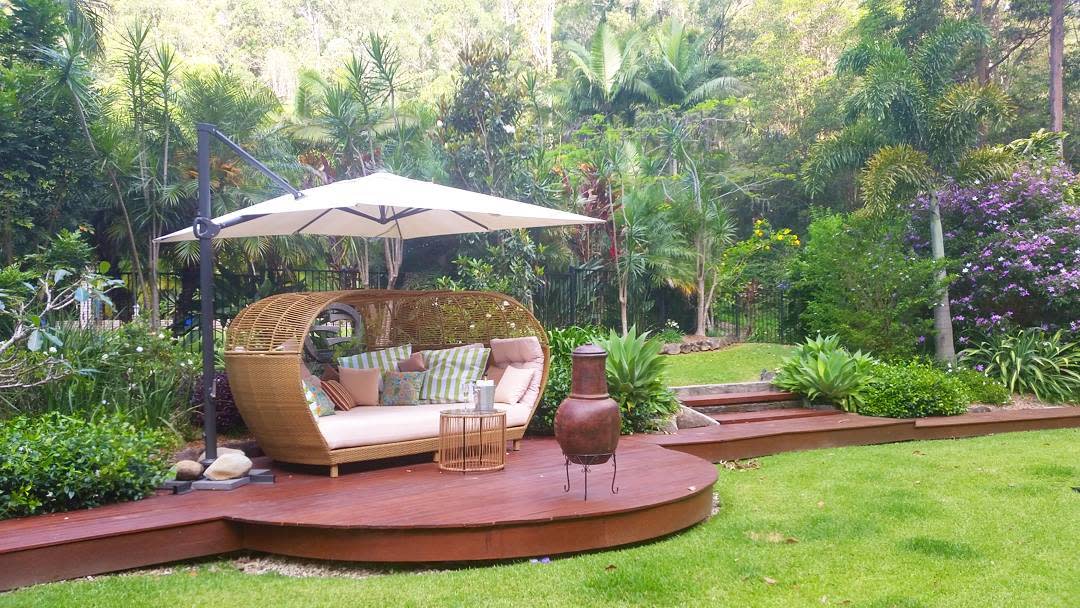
554;344;620;499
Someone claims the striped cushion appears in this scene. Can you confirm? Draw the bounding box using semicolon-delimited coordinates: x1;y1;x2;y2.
419;346;490;404
321;379;354;411
338;344;412;372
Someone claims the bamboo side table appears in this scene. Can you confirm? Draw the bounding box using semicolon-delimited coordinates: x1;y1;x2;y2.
438;409;506;473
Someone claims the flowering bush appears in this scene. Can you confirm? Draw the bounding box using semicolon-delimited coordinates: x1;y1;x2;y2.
915;164;1080;340
16;322;198;430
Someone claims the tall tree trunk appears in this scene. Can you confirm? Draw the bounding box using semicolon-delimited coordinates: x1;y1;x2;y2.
694;238;707;336
1049;0;1065;141
383;237;403;288
974;0;989;86
929;194;956;365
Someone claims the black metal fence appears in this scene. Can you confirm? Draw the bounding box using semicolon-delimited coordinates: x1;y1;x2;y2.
106;267;801;345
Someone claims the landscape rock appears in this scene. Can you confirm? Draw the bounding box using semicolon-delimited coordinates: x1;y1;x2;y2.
656;416;679;434
173;460;204;481
198;445;245;462
759;368;777;381
203;453;253;480
662;343;682;355
675;405;720;429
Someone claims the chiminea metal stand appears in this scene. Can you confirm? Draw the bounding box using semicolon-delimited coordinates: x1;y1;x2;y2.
563;453;618;501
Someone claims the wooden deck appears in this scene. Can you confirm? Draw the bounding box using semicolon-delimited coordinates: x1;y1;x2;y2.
0;437;717;591
1;406;1077;591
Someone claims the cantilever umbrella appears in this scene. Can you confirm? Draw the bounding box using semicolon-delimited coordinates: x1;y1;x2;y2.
158;171;599;241
157;137;600;462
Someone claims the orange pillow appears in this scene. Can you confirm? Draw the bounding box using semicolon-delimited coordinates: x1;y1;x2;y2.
321;379;354;411
338;367;381;406
494;365;534;405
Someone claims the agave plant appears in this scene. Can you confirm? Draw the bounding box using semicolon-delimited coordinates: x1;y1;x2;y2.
773;334;877;412
960;329;1080;402
594;326;679;433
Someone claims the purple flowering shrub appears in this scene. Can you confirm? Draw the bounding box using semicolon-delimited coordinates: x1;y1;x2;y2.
913;164;1080;342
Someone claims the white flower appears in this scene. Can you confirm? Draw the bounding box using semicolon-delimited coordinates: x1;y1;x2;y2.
135;346;144;353
101;353;109;360
436;119;444;128
502;124;516;134
157;333;165;339
100;399;107;405
48;346;57;354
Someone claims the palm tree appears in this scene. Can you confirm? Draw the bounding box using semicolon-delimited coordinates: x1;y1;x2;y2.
563;22;658;119
803;19;1014;364
649;19;740;108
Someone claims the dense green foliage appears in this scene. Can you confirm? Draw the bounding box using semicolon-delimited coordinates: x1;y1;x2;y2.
860;361;970;418
6;429;1079;606
961;329;1080;402
790;211;941;358
773;334;876;411
528;325;604;435
594;327;680;433
0;412;172;519
951;368;1011;405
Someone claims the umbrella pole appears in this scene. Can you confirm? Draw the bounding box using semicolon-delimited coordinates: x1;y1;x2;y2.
197;124;218;463
193;122;303;463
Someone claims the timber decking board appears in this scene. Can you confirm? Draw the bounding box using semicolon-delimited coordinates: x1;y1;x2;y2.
709;408;839;424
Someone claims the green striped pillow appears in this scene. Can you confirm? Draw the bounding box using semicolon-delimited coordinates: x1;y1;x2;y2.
338;344;412;372
419;345;490;403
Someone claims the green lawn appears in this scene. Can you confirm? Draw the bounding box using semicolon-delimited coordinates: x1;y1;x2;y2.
5;429;1077;607
663;342;795;386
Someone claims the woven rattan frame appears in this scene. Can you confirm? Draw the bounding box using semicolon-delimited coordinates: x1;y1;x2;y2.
224;290;549;474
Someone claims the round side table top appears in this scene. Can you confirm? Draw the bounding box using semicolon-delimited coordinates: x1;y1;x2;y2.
440;408;506;417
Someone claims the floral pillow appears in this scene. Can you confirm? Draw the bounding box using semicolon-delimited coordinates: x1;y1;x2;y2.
381;371;426;406
302;379;335;417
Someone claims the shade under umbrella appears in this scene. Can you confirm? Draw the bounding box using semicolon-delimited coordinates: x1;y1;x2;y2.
157;172;600;242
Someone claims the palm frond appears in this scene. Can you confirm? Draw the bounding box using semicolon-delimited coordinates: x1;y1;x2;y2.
858;145;934;213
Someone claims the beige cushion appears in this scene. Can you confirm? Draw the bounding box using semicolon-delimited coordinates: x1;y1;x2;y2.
488;336;545;408
317;402;531;449
338;367;380;406
494;366;534;405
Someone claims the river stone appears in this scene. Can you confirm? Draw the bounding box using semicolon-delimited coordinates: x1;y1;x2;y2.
198;446;245;462
203;453;253;480
676;405;720;429
173;460;204;481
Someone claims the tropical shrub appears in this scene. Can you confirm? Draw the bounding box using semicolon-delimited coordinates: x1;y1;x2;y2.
529;325;604;435
789;211;942;358
773;334;877;411
0;412;173;519
960;329;1080;402
860;362;969;418
15;322;198;429
594;327;680;433
917;164;1080;340
950;368;1010;405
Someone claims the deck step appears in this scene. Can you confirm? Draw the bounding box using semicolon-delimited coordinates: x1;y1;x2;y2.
709;408;840;425
679;390;799;408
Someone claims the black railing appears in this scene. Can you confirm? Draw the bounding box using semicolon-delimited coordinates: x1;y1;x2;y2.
106;267;801;345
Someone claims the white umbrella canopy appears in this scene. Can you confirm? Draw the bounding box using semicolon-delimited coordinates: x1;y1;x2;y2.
157;172;601;242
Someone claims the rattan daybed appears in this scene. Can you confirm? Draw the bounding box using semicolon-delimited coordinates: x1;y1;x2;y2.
224;290;550;477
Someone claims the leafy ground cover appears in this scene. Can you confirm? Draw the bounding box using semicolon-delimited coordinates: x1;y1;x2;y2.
662;343;795;386
9;428;1075;607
